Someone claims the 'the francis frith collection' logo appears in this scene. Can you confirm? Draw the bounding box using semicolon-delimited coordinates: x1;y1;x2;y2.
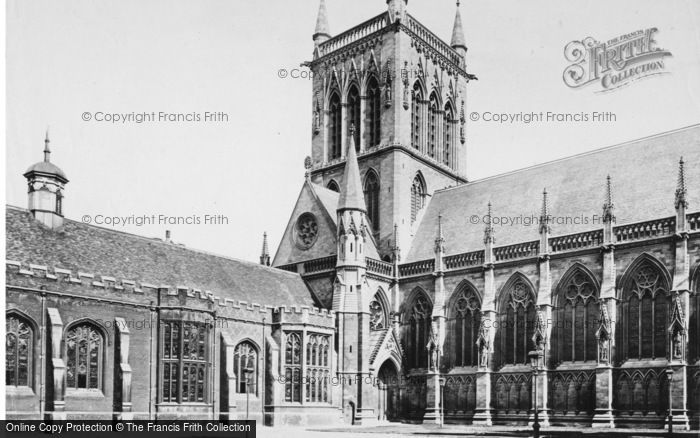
563;28;672;92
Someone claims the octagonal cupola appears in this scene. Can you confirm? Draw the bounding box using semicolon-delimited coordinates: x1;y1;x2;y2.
23;130;69;229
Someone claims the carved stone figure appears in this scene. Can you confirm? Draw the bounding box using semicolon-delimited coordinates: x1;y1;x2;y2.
599;337;609;363
429;345;438;371
673;331;683;359
479;341;489;368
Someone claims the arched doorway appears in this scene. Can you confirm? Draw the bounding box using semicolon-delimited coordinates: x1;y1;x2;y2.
377;360;400;422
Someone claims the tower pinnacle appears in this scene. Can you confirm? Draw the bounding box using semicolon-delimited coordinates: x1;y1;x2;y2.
44;128;51;162
313;0;331;44
451;1;467;56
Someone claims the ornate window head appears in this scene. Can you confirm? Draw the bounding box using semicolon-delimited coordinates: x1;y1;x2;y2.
6;314;33;387
630;265;666;299
295;213;319;250
563;271;596;303
508;280;534;308
65;323;103;391
326;180;339;193
411;295;430;320
454;289;480;316
370;293;388;331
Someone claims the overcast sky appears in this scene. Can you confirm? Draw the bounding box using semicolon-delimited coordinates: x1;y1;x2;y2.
6;0;700;263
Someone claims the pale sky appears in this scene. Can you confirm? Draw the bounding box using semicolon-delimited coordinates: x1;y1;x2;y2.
6;0;700;263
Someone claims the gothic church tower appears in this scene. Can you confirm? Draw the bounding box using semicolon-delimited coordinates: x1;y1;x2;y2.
307;0;476;260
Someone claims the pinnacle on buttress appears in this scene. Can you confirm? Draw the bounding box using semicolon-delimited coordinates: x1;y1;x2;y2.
260;232;271;266
451;1;467;55
313;0;331;44
435;214;445;252
338;124;366;213
676;157;688;210
603;175;615;223
484;201;495;244
539;188;551;235
392;223;401;262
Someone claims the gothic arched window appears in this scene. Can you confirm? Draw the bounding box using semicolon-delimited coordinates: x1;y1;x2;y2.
405;292;432;369
411;83;423;150
161;321;208;403
451;286;481;367
65;323;103;391
552;268;599;364
233;341;257;395
443;103;454;167
326;180;339;193
284;333;302;402
497;278;536;367
328;92;342;160
410;174;425;224
347;85;361;151
6;314;33;387
619;262;670;361
370;292;388;331
364;171;380;232
367;77;381;148
428;93;439;159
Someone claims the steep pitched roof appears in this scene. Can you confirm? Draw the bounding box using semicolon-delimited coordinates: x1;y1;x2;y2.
6;206;318;307
313;183;341;225
407;124;700;262
338;141;367;212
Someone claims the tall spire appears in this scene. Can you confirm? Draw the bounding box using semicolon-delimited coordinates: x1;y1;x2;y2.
260;232;271;266
44;128;51;163
313;0;331;44
338;124;366;212
451;1;467;54
675;157;688;210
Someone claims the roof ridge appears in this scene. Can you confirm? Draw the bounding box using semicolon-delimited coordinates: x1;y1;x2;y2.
436;123;700;195
5;204;301;278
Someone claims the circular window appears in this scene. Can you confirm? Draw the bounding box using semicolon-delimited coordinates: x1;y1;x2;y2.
295;213;319;249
